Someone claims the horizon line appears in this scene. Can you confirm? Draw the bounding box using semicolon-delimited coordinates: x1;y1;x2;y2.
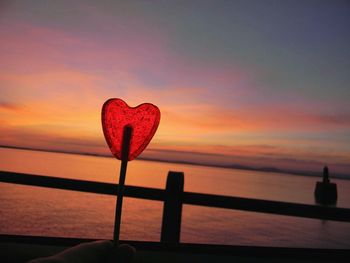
1;144;349;180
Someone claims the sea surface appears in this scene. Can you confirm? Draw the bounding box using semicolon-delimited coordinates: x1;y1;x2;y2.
1;147;350;248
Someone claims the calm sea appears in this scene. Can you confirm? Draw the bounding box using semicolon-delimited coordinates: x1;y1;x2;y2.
1;148;350;248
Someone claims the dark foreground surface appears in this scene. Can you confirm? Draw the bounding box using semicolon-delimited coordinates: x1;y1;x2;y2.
1;234;350;263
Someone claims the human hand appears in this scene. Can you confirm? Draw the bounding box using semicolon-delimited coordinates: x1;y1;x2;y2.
28;240;135;263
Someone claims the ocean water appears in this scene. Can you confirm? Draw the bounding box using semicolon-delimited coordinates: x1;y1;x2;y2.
0;147;350;248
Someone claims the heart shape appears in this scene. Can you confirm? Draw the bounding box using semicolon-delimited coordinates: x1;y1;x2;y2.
101;98;160;161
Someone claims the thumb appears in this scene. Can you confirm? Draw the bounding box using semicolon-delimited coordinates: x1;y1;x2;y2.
108;244;136;263
28;240;114;263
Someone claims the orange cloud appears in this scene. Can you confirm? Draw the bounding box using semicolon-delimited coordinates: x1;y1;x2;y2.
159;103;350;137
0;102;21;111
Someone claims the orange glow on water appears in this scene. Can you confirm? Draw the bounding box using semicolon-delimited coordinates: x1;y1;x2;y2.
1;148;350;247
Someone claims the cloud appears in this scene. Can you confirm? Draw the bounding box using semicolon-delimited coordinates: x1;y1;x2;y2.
0;102;21;111
142;146;350;176
0;125;108;155
315;114;350;125
159;103;350;138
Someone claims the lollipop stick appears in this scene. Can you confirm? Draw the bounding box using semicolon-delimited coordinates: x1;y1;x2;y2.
114;126;132;245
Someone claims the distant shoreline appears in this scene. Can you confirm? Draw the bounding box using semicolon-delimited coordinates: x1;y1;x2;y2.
1;144;349;180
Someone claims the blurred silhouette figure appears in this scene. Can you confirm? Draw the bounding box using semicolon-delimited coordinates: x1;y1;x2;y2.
322;166;330;183
314;166;337;205
28;240;135;263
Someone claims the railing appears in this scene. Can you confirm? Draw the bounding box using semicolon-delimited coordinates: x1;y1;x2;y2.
1;170;350;245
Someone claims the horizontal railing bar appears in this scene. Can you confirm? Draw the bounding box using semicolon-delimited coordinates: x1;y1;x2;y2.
1;171;350;222
0;171;164;201
182;192;350;222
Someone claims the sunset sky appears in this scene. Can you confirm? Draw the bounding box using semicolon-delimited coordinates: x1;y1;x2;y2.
1;1;349;175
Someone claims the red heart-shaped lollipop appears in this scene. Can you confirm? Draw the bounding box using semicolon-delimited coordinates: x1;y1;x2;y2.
102;98;160;161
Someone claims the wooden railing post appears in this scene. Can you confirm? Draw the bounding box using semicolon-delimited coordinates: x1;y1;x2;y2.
160;171;184;244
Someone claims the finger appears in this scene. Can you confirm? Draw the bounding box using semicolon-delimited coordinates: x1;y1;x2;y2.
56;240;113;263
108;244;136;263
